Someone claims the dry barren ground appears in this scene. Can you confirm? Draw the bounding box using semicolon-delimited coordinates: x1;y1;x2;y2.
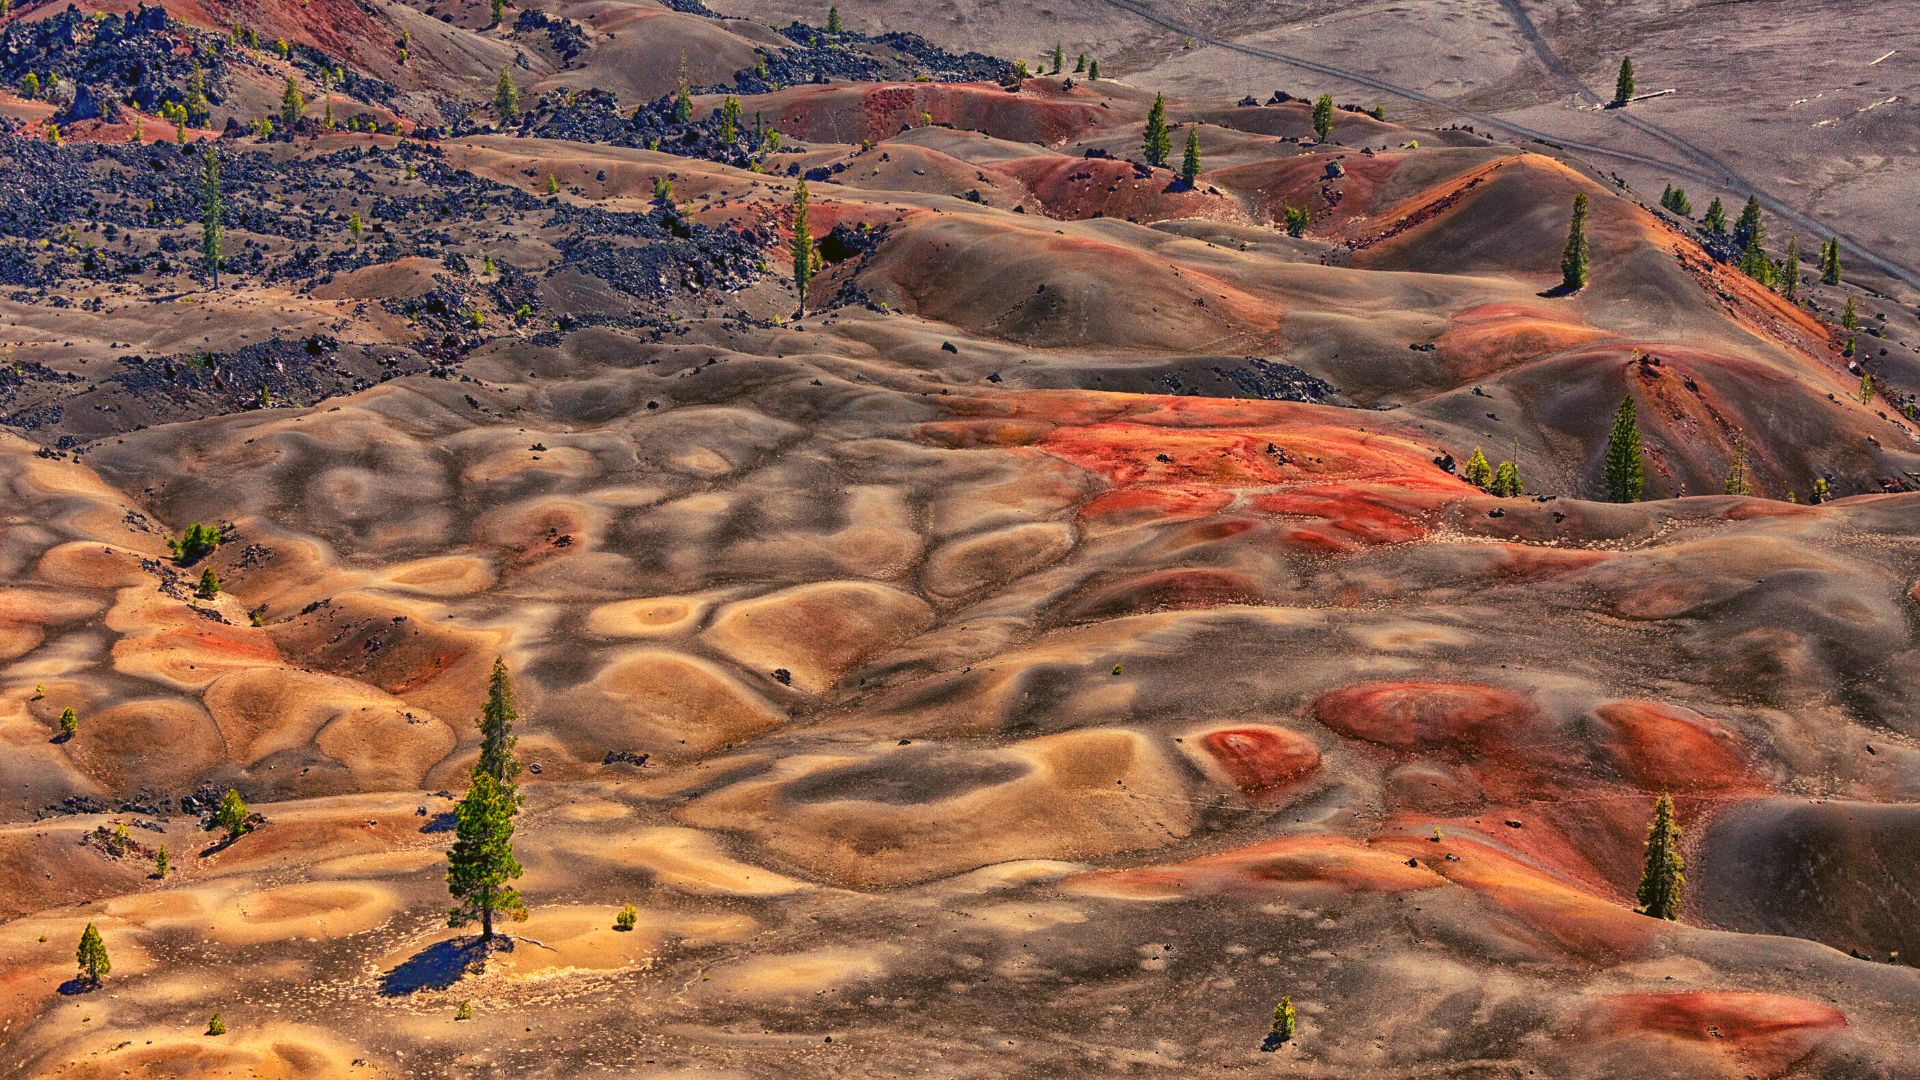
1;1;1918;1077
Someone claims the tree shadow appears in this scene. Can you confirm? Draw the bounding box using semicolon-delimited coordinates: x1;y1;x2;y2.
1537;282;1579;298
380;938;485;996
419;811;457;834
57;978;101;997
1259;1032;1290;1053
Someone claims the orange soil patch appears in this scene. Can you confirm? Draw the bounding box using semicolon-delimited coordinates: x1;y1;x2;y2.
1433;301;1608;381
1378;832;1661;961
1195;726;1322;805
1067;835;1444;900
926;392;1469;537
765;82;1112;147
1053;568;1267;621
1582;991;1846;1079
1311;681;1536;752
1594;701;1763;795
996;154;1243;224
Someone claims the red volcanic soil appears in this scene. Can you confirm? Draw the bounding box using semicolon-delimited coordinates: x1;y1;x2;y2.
1197;726;1322;805
758;82;1113;147
1052;567;1267;622
1594;701;1763;795
923;392;1474;539
1312;681;1535;753
994;154;1243;224
1581;992;1847;1079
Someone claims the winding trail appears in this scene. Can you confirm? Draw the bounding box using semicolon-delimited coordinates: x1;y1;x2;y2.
1094;0;1920;292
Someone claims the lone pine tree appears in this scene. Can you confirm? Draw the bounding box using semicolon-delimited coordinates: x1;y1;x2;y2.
76;923;110;986
200;146;222;290
478;657;523;784
1180;126;1202;185
1603;396;1644;503
1724;435;1753;496
1636;792;1686;920
280;76;303;133
1561;193;1590;292
58;706;77;740
1270;996;1296;1042
791;178;815;314
215;788;250;838
1821;237;1842;285
447;765;526;944
1613;56;1634;105
1311;93;1334;141
1142;94;1171;168
495;66;519;122
1051;43;1064;74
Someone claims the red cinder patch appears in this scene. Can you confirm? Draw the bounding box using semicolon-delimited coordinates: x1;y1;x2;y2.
1594;701;1762;795
1312;681;1536;752
1199;727;1322;804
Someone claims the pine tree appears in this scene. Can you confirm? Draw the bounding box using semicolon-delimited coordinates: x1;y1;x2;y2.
215;788;250;838
154;847;169;878
1860;371;1873;405
1561;193;1590;292
281;76;304;134
349;210;364;242
1733;196;1762;248
75;923;110;987
1702;196;1725;233
58;706;77;740
1635;792;1685;920
1311;93;1334;141
1612;57;1635;106
1603;395;1644;503
1491;460;1522;497
1051;43;1064;74
1270;996;1296;1042
1283;206;1309;238
1087;59;1099;80
1724;435;1753;496
446;768;526;944
185;59;209;124
1781;235;1800;299
1821;237;1842;285
1142;94;1171;168
719;96;742;143
1180;126;1201;186
791;178;814;314
495;67;519;122
21;72;39;99
1668;186;1691;216
476;658;523;784
826;4;842;32
196;567;221;599
1074;52;1087;74
1462;448;1493;489
1841;296;1858;331
200;146;223;290
206;1013;227;1035
490;0;504;27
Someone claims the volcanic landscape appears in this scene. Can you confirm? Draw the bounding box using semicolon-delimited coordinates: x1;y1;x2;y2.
1;0;1918;1076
